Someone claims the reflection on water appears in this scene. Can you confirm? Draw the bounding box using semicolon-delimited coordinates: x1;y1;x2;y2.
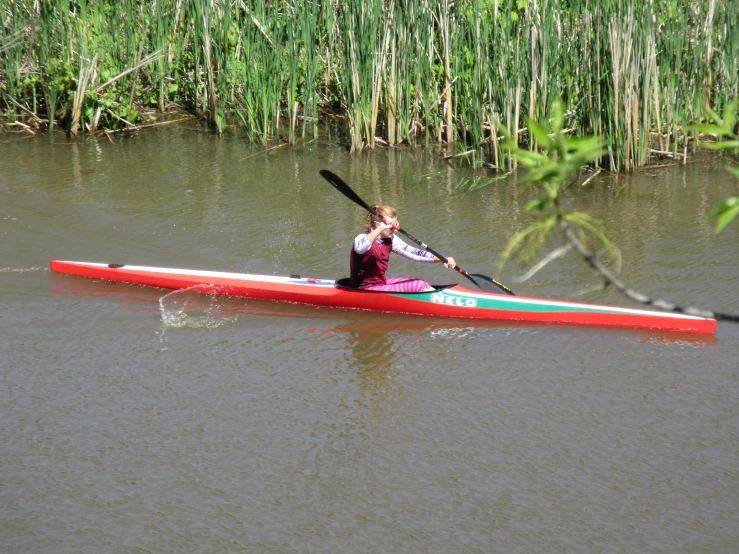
343;325;416;406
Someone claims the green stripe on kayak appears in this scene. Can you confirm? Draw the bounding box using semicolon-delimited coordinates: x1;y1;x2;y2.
392;289;628;315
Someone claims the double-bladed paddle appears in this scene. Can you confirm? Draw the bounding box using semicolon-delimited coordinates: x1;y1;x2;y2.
319;169;514;295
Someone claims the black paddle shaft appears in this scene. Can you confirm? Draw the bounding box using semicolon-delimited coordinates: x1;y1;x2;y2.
319;170;514;295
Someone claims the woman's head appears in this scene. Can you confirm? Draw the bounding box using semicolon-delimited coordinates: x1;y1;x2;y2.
365;205;397;234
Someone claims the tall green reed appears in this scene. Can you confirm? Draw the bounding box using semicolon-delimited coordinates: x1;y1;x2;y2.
2;0;736;172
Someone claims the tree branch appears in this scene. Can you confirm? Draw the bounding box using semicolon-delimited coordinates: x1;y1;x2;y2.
562;221;739;324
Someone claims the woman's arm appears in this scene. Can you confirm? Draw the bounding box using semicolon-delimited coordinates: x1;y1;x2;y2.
391;235;456;267
354;222;392;254
353;233;373;254
391;235;437;262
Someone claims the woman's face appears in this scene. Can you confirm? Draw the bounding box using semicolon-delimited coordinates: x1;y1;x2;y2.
378;217;397;239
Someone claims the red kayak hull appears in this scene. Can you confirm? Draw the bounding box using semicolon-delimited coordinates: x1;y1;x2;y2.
50;261;717;334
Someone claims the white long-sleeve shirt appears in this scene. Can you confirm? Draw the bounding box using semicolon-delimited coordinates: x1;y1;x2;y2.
353;233;436;263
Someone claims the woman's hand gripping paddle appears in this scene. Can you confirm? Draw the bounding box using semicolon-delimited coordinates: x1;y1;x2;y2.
319;169;514;295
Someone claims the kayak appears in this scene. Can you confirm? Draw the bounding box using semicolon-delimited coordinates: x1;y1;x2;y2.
49;260;717;334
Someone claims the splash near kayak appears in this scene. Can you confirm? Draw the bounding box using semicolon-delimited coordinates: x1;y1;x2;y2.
50;261;717;334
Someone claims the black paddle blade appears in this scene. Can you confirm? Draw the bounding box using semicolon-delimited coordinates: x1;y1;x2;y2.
470;273;515;295
319;170;373;213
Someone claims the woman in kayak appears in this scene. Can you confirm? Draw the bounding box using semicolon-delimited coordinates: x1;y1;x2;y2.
350;205;455;292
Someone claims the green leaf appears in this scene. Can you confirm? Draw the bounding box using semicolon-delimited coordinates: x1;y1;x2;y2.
721;99;738;131
727;166;739;179
564;136;601;150
693;124;726;137
550;99;564;134
713;205;739;233
526;118;553;149
709;197;739;233
703;140;739;151
706;107;723;126
526;199;543;211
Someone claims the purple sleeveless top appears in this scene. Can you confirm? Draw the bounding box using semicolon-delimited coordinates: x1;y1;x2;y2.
350;234;392;287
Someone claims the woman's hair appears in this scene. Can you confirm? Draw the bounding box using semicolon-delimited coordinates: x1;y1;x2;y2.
365;205;397;231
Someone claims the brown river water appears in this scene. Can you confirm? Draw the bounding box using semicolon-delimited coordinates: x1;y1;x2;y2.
1;125;738;552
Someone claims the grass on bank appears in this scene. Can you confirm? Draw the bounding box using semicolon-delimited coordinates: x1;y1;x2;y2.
1;0;737;172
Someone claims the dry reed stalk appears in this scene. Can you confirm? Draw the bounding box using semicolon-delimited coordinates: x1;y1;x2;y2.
369;1;394;147
6;121;36;134
652;44;663;151
101;115;194;134
703;0;716;110
528;6;538;125
200;7;217;129
69;54;98;137
95;50;164;93
438;0;454;144
387;37;397;146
